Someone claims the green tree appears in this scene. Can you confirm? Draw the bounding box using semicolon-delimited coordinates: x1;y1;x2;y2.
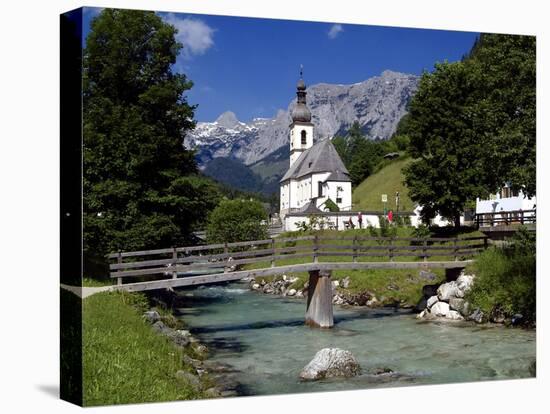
83;9;220;274
466;34;536;196
404;61;489;226
206;199;268;243
404;34;535;226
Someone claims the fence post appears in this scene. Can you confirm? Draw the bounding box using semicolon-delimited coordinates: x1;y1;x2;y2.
484;237;488;250
117;252;123;286
172;247;178;279
353;235;358;263
453;237;459;261
423;239;428;262
224;242;229;273
270;238;275;268
389;237;394;262
520;210;524;225
313;234;319;263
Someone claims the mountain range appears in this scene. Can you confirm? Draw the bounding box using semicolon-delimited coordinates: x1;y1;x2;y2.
185;70;419;194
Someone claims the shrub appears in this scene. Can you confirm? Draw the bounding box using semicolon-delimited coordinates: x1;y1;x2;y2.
367;224;378;238
206;199;268;243
466;227;536;323
323;198;340;212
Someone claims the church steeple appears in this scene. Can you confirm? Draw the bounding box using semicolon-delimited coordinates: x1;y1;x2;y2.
291;65;312;123
289;66;314;167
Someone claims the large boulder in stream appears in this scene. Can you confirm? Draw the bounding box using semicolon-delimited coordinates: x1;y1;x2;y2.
299;348;361;381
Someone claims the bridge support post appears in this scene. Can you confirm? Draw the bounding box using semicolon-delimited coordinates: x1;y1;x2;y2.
305;270;333;328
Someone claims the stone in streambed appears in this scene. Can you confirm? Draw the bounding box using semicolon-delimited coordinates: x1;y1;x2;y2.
427;295;439;309
430;301;450;317
437;281;463;301
299;348;361;381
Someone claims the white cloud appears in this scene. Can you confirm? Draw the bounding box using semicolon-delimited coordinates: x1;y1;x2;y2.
328;24;344;39
164;14;215;58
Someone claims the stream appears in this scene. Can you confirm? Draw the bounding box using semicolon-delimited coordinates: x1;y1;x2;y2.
176;282;535;396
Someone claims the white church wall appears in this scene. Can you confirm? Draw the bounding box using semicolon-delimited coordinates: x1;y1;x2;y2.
290;123;314;166
280;182;290;211
323;181;352;211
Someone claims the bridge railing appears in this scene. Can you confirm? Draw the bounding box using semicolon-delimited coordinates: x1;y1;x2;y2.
475;209;536;227
107;235;489;286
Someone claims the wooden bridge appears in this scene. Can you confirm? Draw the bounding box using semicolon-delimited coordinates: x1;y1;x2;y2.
476;208;536;239
107;234;488;328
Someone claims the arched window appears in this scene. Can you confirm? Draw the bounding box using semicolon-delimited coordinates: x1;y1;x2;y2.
301;130;307;145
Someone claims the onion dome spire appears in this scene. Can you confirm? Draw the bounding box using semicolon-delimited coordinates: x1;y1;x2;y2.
291;64;312;123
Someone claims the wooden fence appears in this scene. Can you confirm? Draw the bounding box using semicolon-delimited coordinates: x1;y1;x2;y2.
475;209;536;227
108;235;488;286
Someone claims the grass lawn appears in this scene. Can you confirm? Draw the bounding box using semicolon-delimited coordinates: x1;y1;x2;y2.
82;291;206;406
352;157;414;212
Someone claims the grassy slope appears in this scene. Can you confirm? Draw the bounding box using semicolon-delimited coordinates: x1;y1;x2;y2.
82;291;205;406
352;157;415;212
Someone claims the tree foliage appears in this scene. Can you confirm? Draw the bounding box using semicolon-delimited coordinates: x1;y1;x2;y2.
404;34;535;226
83;10;221;274
206;199;268;243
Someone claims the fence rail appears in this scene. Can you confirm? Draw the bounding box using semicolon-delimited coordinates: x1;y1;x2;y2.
476;209;536;227
108;235;489;286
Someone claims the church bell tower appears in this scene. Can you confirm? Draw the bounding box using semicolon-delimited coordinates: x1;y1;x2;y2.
289;66;314;167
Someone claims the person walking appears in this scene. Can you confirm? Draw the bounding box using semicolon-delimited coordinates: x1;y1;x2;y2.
357;211;363;229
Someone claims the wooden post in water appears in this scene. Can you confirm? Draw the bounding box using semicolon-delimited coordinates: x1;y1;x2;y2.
305;269;334;328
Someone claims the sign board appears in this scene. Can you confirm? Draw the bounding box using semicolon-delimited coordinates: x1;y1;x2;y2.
381;194;387;203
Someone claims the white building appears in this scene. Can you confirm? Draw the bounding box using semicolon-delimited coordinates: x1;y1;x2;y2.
475;184;536;225
279;73;352;222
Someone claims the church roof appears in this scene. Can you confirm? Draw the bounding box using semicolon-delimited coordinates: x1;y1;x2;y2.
296;200;323;214
280;138;350;182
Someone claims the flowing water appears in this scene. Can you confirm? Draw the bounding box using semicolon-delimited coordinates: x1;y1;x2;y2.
177;283;536;396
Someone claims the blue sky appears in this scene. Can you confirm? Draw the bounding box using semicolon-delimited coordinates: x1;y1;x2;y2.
82;7;479;123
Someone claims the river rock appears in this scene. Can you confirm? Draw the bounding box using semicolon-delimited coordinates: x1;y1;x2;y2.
143;310;161;324
176;371;201;390
468;308;485;323
296;290;304;298
299;348;361;381
456;274;475;292
169;329;192;347
512;313;524;326
287;288;297;297
332;280;340;288
366;296;380;307
449;298;470;315
341;276;351;288
251;283;260;290
419;270;437;281
427;295;439;309
446;310;464;320
416;309;427;319
437;281;462;301
430;301;450;317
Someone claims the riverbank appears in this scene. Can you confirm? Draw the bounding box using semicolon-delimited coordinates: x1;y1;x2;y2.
249;268;534;328
249;268;447;309
82;290;231;406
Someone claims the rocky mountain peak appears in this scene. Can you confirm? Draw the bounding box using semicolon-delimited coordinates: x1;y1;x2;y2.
215;111;241;129
186;71;420;168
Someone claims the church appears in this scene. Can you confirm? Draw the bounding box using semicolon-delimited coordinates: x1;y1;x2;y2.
279;73;352;221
